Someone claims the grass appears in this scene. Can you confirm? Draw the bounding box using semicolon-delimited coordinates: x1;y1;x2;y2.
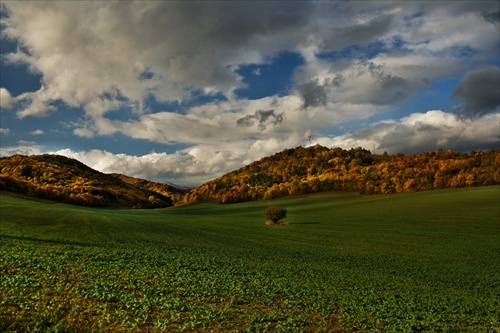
1;187;499;332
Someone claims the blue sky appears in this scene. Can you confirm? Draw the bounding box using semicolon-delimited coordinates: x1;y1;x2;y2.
1;1;499;186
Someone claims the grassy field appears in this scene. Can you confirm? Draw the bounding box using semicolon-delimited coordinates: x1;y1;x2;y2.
1;187;499;332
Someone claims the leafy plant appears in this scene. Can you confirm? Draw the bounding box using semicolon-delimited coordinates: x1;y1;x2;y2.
265;205;287;223
1;187;499;332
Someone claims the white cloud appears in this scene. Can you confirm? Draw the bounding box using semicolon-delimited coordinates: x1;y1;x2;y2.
14;87;57;118
51;136;299;187
1;1;498;184
402;9;499;55
0;88;13;108
2;108;496;186
73;127;94;138
29;129;44;135
49;110;499;186
69;93;382;151
0;141;43;156
4;1;496;122
2;1;317;119
320;111;500;154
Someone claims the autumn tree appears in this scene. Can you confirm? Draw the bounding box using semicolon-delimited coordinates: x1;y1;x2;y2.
180;146;500;203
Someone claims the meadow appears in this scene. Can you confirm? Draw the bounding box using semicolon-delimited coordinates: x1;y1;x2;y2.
1;187;499;332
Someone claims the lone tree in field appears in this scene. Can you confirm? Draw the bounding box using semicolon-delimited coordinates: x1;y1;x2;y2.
265;205;287;223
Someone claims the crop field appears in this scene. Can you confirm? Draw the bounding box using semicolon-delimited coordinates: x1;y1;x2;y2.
1;187;499;332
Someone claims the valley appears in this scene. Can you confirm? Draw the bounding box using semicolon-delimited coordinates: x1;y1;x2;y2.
1;187;499;332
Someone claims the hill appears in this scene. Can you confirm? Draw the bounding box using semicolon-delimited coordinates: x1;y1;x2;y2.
2;146;499;207
182;145;500;204
0;154;173;208
111;173;188;204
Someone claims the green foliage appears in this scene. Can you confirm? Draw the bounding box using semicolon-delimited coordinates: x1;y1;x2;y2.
265;205;287;223
1;187;499;332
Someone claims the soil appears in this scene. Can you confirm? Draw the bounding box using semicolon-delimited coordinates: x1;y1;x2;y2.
264;221;289;226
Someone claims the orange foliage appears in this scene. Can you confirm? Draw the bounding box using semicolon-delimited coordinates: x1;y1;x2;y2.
0;154;173;208
183;146;500;204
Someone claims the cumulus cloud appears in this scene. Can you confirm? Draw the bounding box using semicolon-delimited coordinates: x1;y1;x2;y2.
47;109;499;186
70;96;307;146
1;1;499;184
452;67;500;118
52;135;302;186
3;1;497;122
317;9;395;53
1;1;315;119
321;111;500;154
29;129;44;135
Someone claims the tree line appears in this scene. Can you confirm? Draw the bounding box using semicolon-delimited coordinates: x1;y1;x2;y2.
1;146;498;207
178;145;500;204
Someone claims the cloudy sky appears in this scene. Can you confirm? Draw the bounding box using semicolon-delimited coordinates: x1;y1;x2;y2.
1;1;499;186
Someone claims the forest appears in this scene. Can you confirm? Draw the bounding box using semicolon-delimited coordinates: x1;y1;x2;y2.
179;145;500;204
1;145;499;207
0;154;174;208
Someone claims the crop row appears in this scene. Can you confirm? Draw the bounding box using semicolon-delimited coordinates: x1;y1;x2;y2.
1;188;499;332
2;232;498;332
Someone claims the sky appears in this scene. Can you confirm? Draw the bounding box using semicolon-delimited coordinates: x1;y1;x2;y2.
0;1;499;186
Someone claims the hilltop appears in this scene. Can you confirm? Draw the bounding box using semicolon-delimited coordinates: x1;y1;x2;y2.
0;154;174;208
181;145;500;204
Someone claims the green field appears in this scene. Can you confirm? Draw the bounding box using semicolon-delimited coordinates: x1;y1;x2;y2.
1;187;499;332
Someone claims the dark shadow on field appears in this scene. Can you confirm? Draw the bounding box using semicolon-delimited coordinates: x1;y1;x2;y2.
0;234;95;247
288;222;321;225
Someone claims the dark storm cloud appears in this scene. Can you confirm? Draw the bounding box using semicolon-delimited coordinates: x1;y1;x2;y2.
300;80;328;110
363;61;412;105
479;10;500;26
237;110;284;130
452;67;500;118
330;74;346;88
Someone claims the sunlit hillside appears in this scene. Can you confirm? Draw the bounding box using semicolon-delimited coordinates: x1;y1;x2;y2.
182;145;500;204
0;154;173;208
1;146;499;207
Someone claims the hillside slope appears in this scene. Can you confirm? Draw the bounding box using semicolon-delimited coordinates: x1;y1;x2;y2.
2;146;499;207
111;173;188;204
181;145;500;204
0;154;173;208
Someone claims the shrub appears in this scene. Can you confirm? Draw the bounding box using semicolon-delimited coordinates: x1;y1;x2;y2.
265;205;287;223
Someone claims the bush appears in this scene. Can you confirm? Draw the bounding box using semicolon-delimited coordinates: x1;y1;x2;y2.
265;205;287;223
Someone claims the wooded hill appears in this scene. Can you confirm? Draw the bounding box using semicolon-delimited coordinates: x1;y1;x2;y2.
111;173;188;204
1;146;499;207
0;154;174;208
180;145;500;204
